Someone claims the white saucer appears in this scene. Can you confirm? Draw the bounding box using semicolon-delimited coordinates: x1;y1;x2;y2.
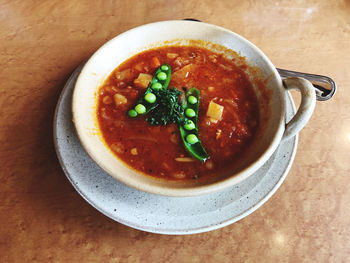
53;64;297;235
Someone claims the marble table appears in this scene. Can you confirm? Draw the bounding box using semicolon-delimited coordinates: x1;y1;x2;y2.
0;0;349;262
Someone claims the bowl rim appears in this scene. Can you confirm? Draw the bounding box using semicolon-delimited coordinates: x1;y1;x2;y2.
72;20;285;197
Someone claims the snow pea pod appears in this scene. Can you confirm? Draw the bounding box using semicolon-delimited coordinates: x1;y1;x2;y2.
179;88;209;162
128;64;172;117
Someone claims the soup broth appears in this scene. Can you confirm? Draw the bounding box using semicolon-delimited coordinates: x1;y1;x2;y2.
97;46;259;181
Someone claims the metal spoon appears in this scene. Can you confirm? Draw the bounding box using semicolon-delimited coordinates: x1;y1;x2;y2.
277;68;336;101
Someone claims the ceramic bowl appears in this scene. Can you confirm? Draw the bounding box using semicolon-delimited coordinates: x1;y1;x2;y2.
72;20;316;196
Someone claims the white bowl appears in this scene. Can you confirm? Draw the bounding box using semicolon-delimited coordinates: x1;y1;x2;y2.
72;20;315;197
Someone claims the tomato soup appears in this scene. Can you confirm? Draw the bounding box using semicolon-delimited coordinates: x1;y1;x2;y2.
96;46;259;181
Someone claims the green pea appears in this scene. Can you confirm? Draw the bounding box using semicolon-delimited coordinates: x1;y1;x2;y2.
151;82;162;90
157;72;167;81
185;108;196;118
135;104;146;114
144;93;156;103
186;134;199;144
188;95;197;104
161;65;169;71
128;109;138;117
183;120;195;130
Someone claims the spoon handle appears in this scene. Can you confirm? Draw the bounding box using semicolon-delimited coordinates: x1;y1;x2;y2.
277;68;336;101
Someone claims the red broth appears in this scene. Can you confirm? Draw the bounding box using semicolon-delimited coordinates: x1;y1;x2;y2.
97;46;259;180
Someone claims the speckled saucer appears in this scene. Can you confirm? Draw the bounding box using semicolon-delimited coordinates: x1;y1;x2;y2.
53;64;297;235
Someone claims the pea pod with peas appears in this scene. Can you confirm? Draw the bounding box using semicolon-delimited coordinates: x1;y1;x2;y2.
179;88;209;162
128;64;172;117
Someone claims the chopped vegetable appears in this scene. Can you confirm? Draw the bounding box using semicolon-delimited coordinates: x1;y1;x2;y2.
205;160;214;170
114;94;127;106
134;73;153;88
219;64;233;71
133;62;144;72
103;96;113;105
151;57;161;68
209;54;217;63
174;57;190;67
130;148;138;155
206;100;224;121
111;143;124;154
171;171;186;179
175;157;196;162
166;53;178;59
216;129;222;139
208;86;215;92
172;64;198;83
115;69;132;81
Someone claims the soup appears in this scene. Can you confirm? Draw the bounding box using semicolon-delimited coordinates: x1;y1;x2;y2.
96;46;259;181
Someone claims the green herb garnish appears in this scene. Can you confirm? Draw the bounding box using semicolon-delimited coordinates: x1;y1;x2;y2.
146;88;185;126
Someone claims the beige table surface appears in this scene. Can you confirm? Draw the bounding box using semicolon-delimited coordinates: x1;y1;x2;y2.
1;0;349;262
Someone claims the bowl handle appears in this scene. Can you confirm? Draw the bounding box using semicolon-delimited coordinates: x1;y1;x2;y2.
282;77;316;140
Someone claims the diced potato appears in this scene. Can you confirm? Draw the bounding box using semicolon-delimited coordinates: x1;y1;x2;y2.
100;108;112;120
167;53;178;59
104;86;112;92
133;73;152;88
206;100;224;121
117;81;126;88
208;86;215;92
172;64;198;83
133;62;144;72
102;95;113;105
114;93;127;106
111;143;124;154
151;57;161;68
115;69;132;81
174;57;190;67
